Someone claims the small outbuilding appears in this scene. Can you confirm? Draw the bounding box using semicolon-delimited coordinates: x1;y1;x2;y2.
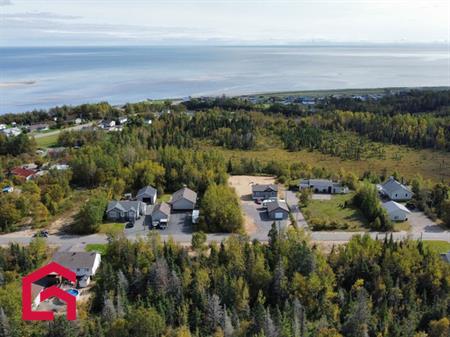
136;185;157;204
382;201;411;221
152;202;171;228
267;200;290;220
170;187;197;211
299;179;349;194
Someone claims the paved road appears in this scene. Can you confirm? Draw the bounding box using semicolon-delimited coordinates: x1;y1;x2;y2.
1;228;449;251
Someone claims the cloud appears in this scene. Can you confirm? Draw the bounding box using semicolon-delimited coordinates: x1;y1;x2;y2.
0;0;12;6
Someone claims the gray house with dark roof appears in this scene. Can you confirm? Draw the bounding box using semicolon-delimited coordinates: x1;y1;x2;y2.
267;200;290;220
252;184;278;201
106;200;146;222
136;185;157;204
170;187;197;211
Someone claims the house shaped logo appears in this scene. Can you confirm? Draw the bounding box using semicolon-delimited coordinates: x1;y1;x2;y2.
22;262;77;321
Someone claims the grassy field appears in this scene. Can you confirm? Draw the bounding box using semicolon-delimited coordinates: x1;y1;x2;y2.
86;243;107;255
393;221;411;232
208;144;449;183
34;133;59;148
98;223;125;235
423;240;450;254
303;193;368;231
158;193;172;203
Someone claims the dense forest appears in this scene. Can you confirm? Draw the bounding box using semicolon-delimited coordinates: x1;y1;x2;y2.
0;232;449;337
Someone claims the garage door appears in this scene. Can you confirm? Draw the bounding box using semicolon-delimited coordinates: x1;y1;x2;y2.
275;212;283;219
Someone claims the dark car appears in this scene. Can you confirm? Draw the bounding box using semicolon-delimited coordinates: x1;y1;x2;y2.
125;222;134;229
33;230;49;238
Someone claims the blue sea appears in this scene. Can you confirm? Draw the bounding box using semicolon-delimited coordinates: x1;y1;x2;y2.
0;45;449;113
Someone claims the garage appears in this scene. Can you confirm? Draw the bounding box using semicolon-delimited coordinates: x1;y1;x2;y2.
267;200;290;220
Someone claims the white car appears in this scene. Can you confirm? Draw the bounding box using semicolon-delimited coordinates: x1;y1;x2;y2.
262;199;277;208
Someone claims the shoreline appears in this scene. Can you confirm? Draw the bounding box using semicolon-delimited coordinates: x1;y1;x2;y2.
1;85;449;115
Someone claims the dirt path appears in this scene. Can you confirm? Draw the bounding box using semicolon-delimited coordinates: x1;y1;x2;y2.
228;175;277;235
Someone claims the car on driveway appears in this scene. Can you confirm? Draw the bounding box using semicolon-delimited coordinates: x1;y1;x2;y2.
33;230;49;238
125;222;134;229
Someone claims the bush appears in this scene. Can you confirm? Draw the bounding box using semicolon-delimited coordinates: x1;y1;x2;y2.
72;192;108;234
199;184;243;233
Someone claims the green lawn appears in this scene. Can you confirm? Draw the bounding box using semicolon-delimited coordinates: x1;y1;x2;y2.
303;193;368;231
393;220;411;232
158;193;171;203
86;243;107;255
98;222;125;235
34;133;59;148
422;240;450;254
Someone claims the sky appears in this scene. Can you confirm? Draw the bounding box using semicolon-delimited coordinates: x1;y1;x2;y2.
0;0;449;46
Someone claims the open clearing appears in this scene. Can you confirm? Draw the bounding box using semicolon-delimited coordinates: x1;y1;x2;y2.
423;240;450;254
303;193;368;231
34;133;59;148
208;145;450;184
228;175;277;234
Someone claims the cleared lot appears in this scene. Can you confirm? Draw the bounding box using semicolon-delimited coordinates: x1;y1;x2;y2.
229;175;289;238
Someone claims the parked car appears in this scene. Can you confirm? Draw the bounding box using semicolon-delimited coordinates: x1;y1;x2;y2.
125;222;134;229
262;199;277;208
33;230;49;238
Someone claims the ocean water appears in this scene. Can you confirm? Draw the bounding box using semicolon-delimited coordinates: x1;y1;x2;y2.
0;45;449;113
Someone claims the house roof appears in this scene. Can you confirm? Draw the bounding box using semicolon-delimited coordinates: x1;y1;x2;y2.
136;185;157;198
52;252;99;271
107;200;142;213
11;167;36;178
152;202;171;216
382;201;411;214
31;276;57;300
381;177;412;195
170;187;197;204
252;184;278;192
267;200;289;213
440;251;450;264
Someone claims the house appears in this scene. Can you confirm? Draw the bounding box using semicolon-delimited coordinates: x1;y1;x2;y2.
28;123;49;132
299;179;349;194
52;252;101;288
106;200;146;222
170;187;197;211
382;201;411;221
2;127;22;137
99;120;116;129
267;200;290;220
49;164;70;171
252;184;278;201
74;118;82;125
151;202;171;228
31;276;59;308
117;117;128;125
440;251;450;264
11;167;36;181
378;177;413;201
0;124;6;130
136;185;157;204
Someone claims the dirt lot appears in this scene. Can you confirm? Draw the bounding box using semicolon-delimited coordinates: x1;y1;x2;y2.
228;175;278;234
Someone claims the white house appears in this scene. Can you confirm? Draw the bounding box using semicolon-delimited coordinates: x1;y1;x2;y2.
52;252;101;288
2;127;22;137
0;124;6;130
382;201;411;221
378;177;413;201
299;179;349;194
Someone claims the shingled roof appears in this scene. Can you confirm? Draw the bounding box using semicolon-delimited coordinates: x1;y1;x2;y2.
170;187;197;204
252;184;278;192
